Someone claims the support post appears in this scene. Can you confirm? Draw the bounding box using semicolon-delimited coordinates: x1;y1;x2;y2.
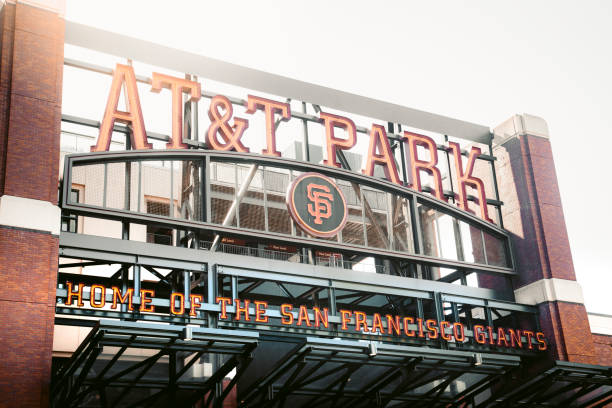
493;114;597;364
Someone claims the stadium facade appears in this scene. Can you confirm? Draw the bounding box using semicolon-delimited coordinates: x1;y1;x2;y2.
0;1;610;407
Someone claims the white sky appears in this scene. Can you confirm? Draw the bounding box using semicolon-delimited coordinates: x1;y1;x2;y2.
65;0;611;314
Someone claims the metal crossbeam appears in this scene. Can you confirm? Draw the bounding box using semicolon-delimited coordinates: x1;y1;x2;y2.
143;265;173;286
449;372;503;407
111;348;168;406
52;321;258;408
304;363;361;407
215;356;253;408
186;355;239;407
352;358;421;408
71;335;136;406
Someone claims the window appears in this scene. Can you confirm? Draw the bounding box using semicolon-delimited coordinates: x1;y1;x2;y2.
146;200;173;245
61;189;80;233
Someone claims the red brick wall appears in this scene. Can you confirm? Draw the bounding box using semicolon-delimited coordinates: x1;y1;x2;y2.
593;334;612;366
0;229;59;407
537;302;598;364
0;2;63;202
494;130;597;364
0;2;63;407
495;135;576;287
0;4;16;195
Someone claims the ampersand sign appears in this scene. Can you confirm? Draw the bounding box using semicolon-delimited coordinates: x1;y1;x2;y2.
206;95;250;152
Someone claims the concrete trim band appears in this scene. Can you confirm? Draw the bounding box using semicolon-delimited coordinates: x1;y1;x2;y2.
0;195;61;236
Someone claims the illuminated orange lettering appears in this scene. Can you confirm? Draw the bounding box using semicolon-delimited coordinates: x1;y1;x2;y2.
524;330;535;350
474;325;487;344
307;184;333;224
509;329;522;348
363;124;401;184
340;310;352;330
403;132;445;201
189;294;203;317
234;299;250;321
151;73;201;149
245;95;290;157
216;297;232;319
90;284;105;308
320;112;357;168
66;282;84;307
93;64;151;152
426;319;439;339
487;326;495;345
448;142;493;222
140;289;155;312
281;304;294;325
255;301;268;323
497;327;509;347
170;293;185;315
112;286;134;310
371;313;384;334
206;95;249;152
453;323;465;342
417;318;425;338
386;315;401;336
355;311;369;332
403;317;415;337
440;321;452;341
314;307;329;328
297;305;312;327
536;332;547;350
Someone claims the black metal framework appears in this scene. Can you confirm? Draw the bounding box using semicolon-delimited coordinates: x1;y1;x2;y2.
61;49;505;226
52;56;612;408
475;361;612;407
60;149;515;282
51;320;258;408
56;233;540;355
238;336;521;408
61;188;80;233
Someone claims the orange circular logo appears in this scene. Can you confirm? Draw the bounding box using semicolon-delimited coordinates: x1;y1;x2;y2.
286;173;348;238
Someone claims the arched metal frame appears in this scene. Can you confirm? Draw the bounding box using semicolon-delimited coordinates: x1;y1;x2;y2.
61;149;515;278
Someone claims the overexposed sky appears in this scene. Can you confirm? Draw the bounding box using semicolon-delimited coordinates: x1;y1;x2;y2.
65;0;611;314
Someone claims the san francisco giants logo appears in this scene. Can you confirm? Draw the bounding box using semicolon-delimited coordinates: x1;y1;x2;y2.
307;184;334;224
287;173;348;238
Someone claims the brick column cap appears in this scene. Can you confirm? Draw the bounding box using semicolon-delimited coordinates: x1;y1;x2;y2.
514;278;584;306
588;313;612;336
3;0;66;16
0;195;61;235
493;113;549;145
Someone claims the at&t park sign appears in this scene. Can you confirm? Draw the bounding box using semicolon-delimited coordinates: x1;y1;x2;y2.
92;64;494;223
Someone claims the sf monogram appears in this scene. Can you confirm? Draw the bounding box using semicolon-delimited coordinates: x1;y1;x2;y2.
287;173;348;238
307;184;334;225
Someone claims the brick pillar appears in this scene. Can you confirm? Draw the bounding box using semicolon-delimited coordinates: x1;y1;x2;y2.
0;1;64;406
493;114;597;364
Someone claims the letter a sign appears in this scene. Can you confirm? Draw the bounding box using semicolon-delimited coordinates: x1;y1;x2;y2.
287;173;348;238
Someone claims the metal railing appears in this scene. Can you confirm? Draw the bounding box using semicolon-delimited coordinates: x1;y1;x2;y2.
315;256;387;274
200;241;306;263
199;240;388;274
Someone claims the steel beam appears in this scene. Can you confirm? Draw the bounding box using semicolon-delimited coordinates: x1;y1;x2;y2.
64;23;492;143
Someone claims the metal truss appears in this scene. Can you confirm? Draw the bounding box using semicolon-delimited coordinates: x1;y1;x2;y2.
475;361;612;407
60;149;516;276
56;231;542;355
51;320;258;408
238;336;520;408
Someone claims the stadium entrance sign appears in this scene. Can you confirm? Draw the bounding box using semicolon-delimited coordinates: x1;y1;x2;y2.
64;282;546;351
90;64;494;222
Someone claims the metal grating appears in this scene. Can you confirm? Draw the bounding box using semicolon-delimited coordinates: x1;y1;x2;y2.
51;320;258;408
